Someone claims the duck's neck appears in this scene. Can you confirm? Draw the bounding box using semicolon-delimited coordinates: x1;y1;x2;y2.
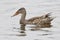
20;12;26;24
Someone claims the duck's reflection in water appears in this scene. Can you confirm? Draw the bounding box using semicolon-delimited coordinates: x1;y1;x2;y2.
29;26;53;37
30;25;52;31
16;30;26;36
10;25;52;36
19;24;26;36
5;32;26;36
30;26;41;31
17;32;26;36
7;26;26;36
7;30;26;36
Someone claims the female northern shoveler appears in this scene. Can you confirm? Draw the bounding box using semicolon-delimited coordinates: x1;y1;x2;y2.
11;7;54;30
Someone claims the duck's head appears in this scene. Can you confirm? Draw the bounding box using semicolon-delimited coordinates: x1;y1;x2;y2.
11;7;26;17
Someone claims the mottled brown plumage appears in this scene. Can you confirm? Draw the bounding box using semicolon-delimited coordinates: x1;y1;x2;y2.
12;7;54;30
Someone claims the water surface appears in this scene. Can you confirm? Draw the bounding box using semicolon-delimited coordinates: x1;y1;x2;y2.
0;0;60;40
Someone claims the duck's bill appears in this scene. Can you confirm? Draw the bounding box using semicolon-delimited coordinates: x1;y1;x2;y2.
11;10;21;17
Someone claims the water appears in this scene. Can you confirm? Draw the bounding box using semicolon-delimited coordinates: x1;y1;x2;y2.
0;0;60;40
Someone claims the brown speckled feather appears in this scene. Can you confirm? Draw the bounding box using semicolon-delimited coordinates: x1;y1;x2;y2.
27;13;51;23
12;7;54;28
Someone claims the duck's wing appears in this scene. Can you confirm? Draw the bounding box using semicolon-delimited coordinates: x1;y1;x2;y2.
26;12;53;24
27;16;41;22
27;12;52;22
26;17;43;25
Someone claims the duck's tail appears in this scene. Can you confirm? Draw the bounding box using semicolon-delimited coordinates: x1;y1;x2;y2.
41;12;52;18
50;16;56;21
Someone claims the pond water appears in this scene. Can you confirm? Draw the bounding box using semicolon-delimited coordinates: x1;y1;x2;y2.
0;0;60;40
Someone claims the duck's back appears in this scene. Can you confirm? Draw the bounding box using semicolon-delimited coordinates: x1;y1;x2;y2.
26;13;53;25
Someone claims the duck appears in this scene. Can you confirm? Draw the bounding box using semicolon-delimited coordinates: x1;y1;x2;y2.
11;7;55;30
